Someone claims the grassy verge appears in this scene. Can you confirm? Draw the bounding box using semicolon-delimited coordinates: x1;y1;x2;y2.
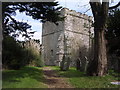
2;66;47;88
52;66;120;88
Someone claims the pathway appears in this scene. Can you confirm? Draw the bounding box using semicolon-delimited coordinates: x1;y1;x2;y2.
43;67;73;88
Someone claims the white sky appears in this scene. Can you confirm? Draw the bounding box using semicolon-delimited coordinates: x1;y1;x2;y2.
15;0;119;43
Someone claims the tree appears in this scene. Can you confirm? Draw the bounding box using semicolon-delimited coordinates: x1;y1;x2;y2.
60;35;71;71
2;2;63;40
2;36;26;69
2;36;43;69
2;2;63;69
106;8;120;72
106;8;120;53
87;0;120;76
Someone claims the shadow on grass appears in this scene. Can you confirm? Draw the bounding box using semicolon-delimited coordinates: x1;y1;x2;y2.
108;70;120;81
54;67;120;80
2;66;45;83
53;67;89;78
48;66;119;88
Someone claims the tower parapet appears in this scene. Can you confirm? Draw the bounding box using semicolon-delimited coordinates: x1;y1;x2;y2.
61;8;93;21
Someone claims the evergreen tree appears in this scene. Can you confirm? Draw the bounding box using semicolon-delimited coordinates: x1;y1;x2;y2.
2;2;63;69
2;2;63;39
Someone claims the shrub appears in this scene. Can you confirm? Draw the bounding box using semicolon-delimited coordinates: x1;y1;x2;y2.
2;36;43;70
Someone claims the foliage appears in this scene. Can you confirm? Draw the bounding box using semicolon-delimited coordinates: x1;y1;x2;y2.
2;2;63;40
106;8;120;38
2;36;43;69
105;8;120;73
106;8;120;54
25;47;43;67
2;2;63;69
2;66;47;88
2;35;26;69
52;66;119;88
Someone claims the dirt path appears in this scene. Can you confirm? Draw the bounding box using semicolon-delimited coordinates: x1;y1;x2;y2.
43;67;74;88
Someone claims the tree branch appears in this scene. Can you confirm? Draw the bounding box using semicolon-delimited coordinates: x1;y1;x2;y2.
89;1;101;20
84;8;91;14
109;1;120;9
5;13;21;30
102;1;109;16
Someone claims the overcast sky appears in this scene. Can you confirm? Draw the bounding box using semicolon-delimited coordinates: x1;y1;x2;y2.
15;0;119;42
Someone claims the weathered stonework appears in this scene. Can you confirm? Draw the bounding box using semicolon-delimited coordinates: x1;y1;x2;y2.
42;8;94;68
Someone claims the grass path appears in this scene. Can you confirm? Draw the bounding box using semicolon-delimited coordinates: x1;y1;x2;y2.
2;66;119;88
43;67;74;88
2;66;47;88
52;66;120;88
3;66;74;88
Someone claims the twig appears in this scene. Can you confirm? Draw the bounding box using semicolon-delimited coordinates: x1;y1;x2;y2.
109;1;120;9
84;8;91;14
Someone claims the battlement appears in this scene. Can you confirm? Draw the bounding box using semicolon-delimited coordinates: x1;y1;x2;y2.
61;8;93;21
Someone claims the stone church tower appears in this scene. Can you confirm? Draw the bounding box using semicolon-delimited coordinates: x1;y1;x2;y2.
42;8;93;67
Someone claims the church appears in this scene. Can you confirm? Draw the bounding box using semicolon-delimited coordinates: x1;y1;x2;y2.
42;8;94;68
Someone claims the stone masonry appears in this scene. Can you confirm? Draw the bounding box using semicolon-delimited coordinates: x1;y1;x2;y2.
42;8;94;68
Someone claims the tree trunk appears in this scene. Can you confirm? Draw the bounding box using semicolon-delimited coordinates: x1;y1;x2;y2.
60;35;70;71
76;58;81;71
60;55;70;71
66;57;71;70
87;1;109;76
96;28;107;76
0;2;2;71
87;26;107;76
60;55;66;71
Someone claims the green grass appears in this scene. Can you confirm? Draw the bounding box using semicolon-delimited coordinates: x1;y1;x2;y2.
52;66;120;88
2;66;47;88
2;66;120;88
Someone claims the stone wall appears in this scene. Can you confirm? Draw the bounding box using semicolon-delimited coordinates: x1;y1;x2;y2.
42;8;94;67
42;21;64;65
